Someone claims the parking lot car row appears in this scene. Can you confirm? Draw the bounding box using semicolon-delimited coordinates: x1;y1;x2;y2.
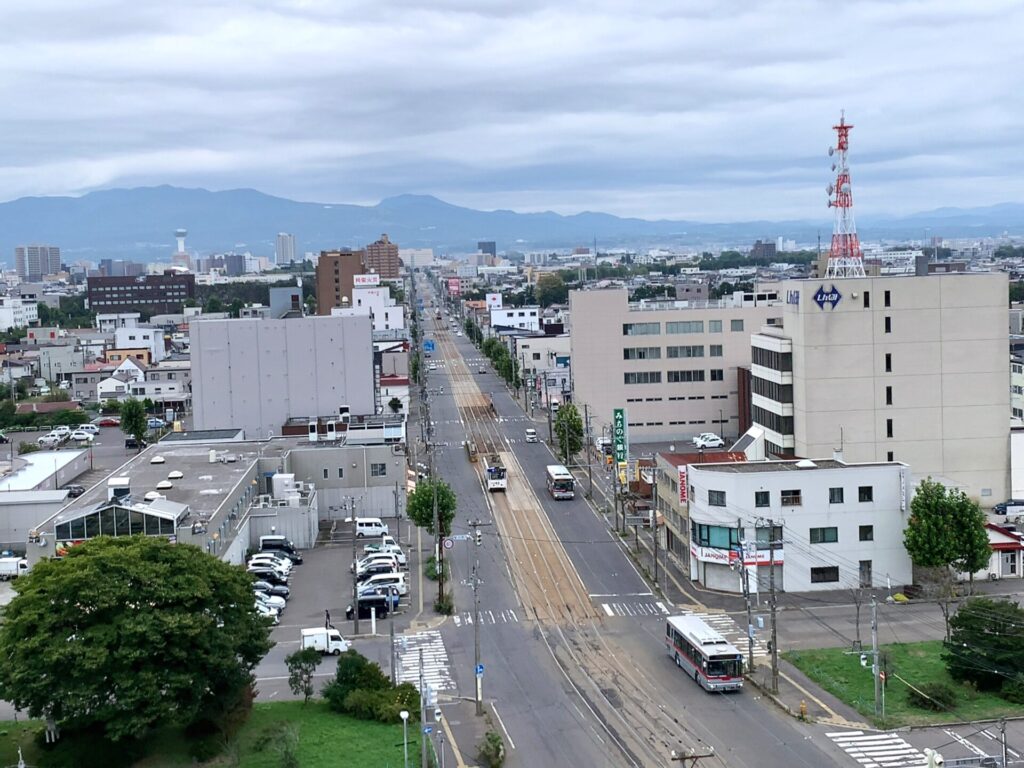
247;535;305;625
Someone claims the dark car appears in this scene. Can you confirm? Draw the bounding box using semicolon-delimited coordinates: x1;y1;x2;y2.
124;437;147;450
356;562;400;583
261;547;303;565
252;580;290;598
346;594;391;620
994;499;1024;514
65;484;86;498
246;566;288;585
0;433;8;444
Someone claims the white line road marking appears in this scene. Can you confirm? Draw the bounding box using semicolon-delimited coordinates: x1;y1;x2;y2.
491;703;516;750
943;730;987;757
602;603;614;616
656;602;669;614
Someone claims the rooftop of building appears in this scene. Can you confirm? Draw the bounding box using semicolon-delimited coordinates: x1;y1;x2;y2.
657;451;747;467
691;458;903;474
0;449;86;492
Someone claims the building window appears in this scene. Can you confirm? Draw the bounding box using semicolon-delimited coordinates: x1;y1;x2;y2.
884;353;892;372
666;321;704;334
755;491;770;508
708;490;726;507
859;525;874;541
885;385;892;405
710;369;724;381
730;319;744;332
624;371;662;384
859;486;874;502
710;345;723;357
829;487;844;504
752;376;793;403
623;322;660;336
886;418;893;438
322;468;329;479
809;527;838;544
884;316;892;334
666;345;704;358
755;525;782;546
709;320;723;333
887;451;894;461
692;522;740;548
338;468;344;478
370;463;387;477
863;291;870;308
884;290;891;308
751;346;792;372
667;370;705;383
752;405;794;435
780;489;802;506
811;566;840;583
623;347;661;360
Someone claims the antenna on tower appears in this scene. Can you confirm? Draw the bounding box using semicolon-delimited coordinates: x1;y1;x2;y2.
824;111;866;279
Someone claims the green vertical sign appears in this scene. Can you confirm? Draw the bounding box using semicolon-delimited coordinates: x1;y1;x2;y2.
613;408;628;463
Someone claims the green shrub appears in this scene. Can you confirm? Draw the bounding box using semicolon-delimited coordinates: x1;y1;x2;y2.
478;730;506;768
1001;676;1024;704
434;594;454;615
906;681;958;711
343;688;387;720
34;728;145;768
323;650;391;712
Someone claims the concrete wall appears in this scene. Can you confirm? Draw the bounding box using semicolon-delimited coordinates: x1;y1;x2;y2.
192;316;375;438
284;444;406;520
570;289;783;442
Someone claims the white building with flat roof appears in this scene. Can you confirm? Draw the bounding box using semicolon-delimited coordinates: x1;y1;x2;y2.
490;305;540;333
684;458;912;593
750;273;1009;503
570;288;783;442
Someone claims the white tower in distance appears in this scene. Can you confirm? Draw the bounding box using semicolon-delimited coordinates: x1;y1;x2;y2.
175;228;188;253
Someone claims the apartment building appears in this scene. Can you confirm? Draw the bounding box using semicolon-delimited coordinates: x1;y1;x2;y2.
0;297;39;331
365;234;400;278
15;245;60;282
491;306;540;333
750;273;1009;502
679;458;913;593
191;315;375;438
570;288;782;442
86;272;196;314
315;249;366;315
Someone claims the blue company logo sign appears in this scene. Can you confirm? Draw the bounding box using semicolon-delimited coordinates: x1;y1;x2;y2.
813;284;842;310
786;290;800;306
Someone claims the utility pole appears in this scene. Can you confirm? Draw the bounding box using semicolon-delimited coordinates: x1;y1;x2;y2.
419;648;428;768
739;543;755;673
871;594;880;718
351;498;360;635
583;403;593;499
433;460;443;605
652;469;659;585
469;519;489;716
768;521;779;694
1001;718;1008;768
390;612;397;685
521;352;528;412
613;460;621;533
544;377;553;442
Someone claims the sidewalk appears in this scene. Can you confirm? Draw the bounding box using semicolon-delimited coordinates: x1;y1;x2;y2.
435;697;502;768
746;657;871;729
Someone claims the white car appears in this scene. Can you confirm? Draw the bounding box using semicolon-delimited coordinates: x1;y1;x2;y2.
692;433;726;449
69;430;94;442
49;425;72;437
254;602;280;624
525;428;538;443
78;423;100;435
254;591;286;611
37;435;62;449
351;553;402;573
249;554;293;573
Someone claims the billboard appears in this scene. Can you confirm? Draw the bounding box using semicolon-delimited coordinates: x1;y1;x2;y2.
447;277;462;297
354;273;380;287
678;466;688;504
486;293;503;309
613;408;628;463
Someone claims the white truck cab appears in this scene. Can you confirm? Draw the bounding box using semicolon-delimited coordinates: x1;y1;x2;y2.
301;627;351;655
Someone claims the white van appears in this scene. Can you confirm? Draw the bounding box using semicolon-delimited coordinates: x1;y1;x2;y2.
348;517;389;538
525;428;538;443
360;572;408;596
301;627;350;655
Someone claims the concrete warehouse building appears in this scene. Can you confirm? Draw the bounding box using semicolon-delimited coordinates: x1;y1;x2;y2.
570;288;783;442
750;273;1009;503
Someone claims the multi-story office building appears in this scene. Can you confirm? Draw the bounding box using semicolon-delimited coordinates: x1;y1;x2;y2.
276;233;296;265
0;297;39;331
15;245;61;281
191;315;375;438
570;288;782;442
87;272;196;315
478;241;497;258
315;249;366;315
750;273;1009;502
365;234;400;278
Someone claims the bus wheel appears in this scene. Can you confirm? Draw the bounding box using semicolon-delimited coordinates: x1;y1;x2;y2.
674;653;681;668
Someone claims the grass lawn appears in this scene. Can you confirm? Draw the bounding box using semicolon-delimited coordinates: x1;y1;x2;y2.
786;640;1024;727
0;701;425;767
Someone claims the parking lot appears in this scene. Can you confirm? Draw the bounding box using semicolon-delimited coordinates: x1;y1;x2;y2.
254;517;424;698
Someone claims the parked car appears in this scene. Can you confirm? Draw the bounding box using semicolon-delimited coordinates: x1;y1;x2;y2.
65;484;86;498
69;430;94;442
345;594;391;620
37;435;62;449
260;546;303;565
254;591;286;611
246;566;289;585
993;499;1024;514
95;416;120;427
359;584;401;610
49;425;72;437
147;417;167;429
363;535;399;554
252;580;290;599
254;602;280;624
124;437;147;450
355;561;400;582
259;535;302;562
692;432;725;449
248;554;293;573
77;423;100;435
351;553;401;573
359;572;408;596
0;432;8;444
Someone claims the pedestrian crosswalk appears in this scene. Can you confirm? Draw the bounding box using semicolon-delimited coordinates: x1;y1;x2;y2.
674;608;770;660
826;730;927;768
453;608;520;627
600;601;671;617
396;630;456;694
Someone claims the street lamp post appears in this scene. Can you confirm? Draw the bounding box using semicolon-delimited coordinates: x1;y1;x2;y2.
399;710;410;768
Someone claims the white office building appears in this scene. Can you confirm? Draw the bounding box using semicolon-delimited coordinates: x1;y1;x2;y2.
750;273;1009;503
114;325;165;363
685;458;913;593
0;297;39;331
491;306;540;333
331;284;405;333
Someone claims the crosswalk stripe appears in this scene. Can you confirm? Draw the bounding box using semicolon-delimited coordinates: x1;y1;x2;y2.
827;730;927;768
602;603;614;616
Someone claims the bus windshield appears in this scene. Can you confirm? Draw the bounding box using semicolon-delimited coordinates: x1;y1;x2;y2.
706;656;743;678
551;478;573;493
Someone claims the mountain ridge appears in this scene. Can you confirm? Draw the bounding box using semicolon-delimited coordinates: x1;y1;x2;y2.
0;185;1021;263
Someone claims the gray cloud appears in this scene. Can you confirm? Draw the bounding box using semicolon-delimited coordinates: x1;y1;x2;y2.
0;0;1021;220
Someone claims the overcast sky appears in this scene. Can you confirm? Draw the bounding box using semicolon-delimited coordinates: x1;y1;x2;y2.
1;0;1021;221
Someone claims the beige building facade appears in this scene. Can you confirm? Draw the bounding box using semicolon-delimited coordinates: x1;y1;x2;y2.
570;289;783;442
751;273;1009;503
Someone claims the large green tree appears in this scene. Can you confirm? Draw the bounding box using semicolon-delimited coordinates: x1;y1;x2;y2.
0;536;272;742
535;274;567;307
407;477;457;536
943;597;1024;692
119;397;147;445
904;478;991;584
554;402;584;464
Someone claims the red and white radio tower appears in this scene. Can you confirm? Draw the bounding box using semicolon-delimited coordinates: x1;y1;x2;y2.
825;111;866;278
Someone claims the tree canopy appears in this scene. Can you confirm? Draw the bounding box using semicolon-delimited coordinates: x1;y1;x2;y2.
0;536;272;742
535;273;568;307
904;477;990;579
943;597;1024;693
554;403;584;463
120;397;148;444
407;477;457;536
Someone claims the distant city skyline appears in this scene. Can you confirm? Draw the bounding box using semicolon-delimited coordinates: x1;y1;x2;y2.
1;2;1021;221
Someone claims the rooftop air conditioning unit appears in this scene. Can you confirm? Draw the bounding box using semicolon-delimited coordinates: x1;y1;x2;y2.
339;405;351;424
307;419;318;443
325;420;337;441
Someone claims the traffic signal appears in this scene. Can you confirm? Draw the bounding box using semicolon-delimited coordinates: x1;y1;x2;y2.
475;528;482;546
923;748;944;767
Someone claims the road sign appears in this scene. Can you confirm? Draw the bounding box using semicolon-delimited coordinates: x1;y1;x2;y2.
613;408;628;463
423;726;433;734
452;534;471;542
443;537;454;550
423;339;436;353
624;515;646;527
475;663;484;677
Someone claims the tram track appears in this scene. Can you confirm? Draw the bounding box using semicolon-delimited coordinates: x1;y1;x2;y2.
429;316;727;767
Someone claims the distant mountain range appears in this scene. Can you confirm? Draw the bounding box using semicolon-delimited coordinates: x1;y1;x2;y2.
0;185;1022;264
